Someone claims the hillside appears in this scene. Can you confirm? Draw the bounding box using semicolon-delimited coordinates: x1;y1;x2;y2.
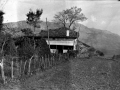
2;57;120;90
75;24;120;56
3;21;120;56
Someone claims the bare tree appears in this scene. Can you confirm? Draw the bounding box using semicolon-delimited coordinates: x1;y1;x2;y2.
53;6;87;29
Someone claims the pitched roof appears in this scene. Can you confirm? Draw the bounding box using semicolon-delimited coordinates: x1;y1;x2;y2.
39;27;79;39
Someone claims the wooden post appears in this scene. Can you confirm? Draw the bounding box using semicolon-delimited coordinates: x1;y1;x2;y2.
16;57;20;78
20;60;22;76
46;55;48;68
38;57;41;71
28;56;33;74
41;57;44;70
46;18;50;49
11;59;14;79
44;56;46;69
52;55;55;66
48;55;50;67
36;54;39;70
33;57;36;71
0;58;5;84
39;57;41;69
44;55;46;69
23;60;27;75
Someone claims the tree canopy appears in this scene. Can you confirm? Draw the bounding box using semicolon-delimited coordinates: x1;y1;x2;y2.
26;9;43;31
53;6;87;29
0;10;4;32
21;28;33;36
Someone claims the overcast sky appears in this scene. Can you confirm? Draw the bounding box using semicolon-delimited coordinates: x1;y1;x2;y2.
0;0;120;35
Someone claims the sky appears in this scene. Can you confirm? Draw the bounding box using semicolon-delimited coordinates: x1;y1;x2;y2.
0;0;120;35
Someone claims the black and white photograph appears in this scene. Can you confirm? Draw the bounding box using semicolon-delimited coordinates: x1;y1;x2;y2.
0;0;120;90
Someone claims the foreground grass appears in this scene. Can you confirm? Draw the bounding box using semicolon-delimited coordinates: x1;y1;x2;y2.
1;57;120;90
70;57;120;90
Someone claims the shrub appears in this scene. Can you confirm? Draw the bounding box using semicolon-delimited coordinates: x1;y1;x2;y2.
3;38;17;56
17;37;34;61
15;36;50;60
96;50;104;56
35;38;51;58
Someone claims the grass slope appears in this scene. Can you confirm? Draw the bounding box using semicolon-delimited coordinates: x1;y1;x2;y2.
4;57;118;90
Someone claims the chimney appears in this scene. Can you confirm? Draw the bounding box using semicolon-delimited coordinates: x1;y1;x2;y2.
66;30;69;36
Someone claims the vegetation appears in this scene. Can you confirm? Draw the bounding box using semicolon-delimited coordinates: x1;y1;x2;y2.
21;28;33;36
26;9;43;33
0;9;50;84
1;6;119;90
0;11;10;84
0;11;4;32
53;6;87;29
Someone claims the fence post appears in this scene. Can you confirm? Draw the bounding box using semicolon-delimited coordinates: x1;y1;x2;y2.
48;55;50;67
39;57;41;70
11;58;14;79
20;60;22;76
43;56;46;69
16;57;20;78
28;56;33;75
36;54;39;70
45;55;47;69
23;60;27;75
33;57;36;71
1;58;5;84
38;57;40;71
52;55;54;66
44;55;46;69
53;56;55;66
41;57;44;71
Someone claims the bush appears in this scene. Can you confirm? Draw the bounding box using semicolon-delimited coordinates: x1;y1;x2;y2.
67;50;79;58
96;50;104;56
35;38;51;58
21;28;33;36
3;38;17;56
17;37;34;61
15;36;50;60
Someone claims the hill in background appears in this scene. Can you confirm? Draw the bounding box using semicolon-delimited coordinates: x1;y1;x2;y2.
3;20;120;56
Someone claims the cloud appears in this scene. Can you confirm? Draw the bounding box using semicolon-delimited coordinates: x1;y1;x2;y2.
91;15;97;22
3;0;18;22
101;21;106;25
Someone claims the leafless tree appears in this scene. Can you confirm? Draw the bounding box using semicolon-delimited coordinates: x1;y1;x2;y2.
53;6;87;29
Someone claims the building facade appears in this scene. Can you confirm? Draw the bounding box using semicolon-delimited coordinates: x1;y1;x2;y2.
39;27;79;54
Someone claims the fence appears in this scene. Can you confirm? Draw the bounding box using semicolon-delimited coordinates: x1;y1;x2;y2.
0;53;68;84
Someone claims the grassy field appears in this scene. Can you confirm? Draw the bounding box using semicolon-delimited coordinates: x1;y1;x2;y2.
1;57;120;90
